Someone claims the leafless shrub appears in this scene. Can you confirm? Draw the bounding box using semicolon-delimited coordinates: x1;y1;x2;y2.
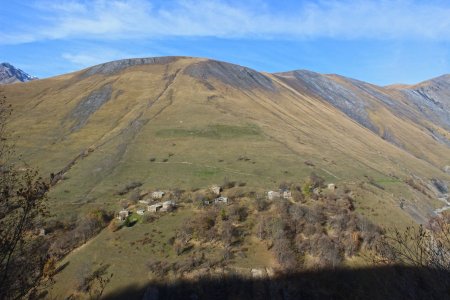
305;204;326;225
255;197;269;211
49;210;112;258
326;192;338;202
273;237;298;270
315;235;343;268
309;172;325;188
171;188;185;201
279;181;290;190
291;189;304;202
227;187;246;199
0;101;51;299
341;232;361;257
179;210;218;242
336;196;355;211
116;181;142;195
229;205;248;222
303;223;317;236
374;216;450;273
76;264;113;299
147;259;169;277
275;199;291;218
128;189;141;202
329;214;350;232
223;177;236;189
142;214;157;224
294;234;309;253
221;221;239;247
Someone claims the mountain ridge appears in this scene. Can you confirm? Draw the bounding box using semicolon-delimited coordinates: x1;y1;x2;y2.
74;56;450;87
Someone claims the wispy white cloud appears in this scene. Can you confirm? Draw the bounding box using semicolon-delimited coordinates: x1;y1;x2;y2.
62;52;115;67
2;0;450;44
62;48;152;67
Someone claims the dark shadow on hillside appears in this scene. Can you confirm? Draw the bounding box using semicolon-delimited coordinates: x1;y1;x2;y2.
103;265;450;300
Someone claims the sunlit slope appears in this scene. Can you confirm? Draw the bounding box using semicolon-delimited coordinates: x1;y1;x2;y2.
2;57;449;224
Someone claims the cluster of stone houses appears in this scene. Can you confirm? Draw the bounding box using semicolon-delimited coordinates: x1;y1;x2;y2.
148;200;176;212
116;183;338;221
267;189;292;200
267;183;337;200
207;185;228;205
117;190;176;221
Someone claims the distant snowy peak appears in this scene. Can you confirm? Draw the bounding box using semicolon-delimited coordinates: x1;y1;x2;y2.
0;62;38;84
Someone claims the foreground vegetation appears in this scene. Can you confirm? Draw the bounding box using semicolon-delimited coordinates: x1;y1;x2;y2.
41;174;450;299
0;97;50;299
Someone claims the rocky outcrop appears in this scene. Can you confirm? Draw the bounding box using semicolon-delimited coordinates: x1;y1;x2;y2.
66;84;113;131
400;75;450;131
80;57;184;78
185;60;277;92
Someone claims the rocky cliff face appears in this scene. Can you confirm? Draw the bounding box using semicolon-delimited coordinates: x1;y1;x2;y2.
400;75;450;132
0;62;37;84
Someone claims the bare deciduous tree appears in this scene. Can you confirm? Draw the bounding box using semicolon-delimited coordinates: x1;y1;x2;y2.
76;264;113;300
0;96;51;299
375;215;450;272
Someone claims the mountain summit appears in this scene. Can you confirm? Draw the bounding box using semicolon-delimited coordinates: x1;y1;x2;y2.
0;62;37;84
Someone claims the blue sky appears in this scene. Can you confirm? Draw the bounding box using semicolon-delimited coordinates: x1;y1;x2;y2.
1;0;450;85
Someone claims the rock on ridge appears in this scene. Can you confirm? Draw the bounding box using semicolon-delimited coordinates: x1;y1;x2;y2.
80;57;187;78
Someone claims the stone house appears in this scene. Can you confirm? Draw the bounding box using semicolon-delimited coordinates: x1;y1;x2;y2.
327;183;337;191
210;185;222;196
117;210;129;221
214;196;228;204
136;209;145;215
282;190;292;199
152;191;165;199
267;191;280;200
161;200;176;212
148;203;162;212
139;199;150;205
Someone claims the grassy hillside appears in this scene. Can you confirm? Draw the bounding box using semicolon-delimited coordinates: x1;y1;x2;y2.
1;56;449;223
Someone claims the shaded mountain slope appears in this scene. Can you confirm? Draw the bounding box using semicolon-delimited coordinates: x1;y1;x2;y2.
275;70;450;168
1;57;449;225
394;75;450;146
